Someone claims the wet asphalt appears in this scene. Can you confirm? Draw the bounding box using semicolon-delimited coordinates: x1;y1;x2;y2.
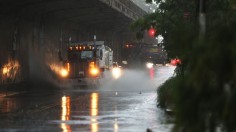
0;66;175;132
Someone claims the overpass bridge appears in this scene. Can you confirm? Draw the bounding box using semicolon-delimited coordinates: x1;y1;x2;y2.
0;0;147;85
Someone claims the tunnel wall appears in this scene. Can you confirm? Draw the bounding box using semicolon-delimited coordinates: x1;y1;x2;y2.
0;16;77;85
0;16;26;85
0;17;135;85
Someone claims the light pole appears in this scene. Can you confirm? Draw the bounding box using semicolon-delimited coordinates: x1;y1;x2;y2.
199;0;206;36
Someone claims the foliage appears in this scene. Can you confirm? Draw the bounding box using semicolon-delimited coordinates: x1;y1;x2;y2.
172;21;236;131
131;0;198;67
157;76;179;108
132;0;236;131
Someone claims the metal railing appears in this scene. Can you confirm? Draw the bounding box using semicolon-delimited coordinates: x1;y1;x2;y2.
99;0;147;20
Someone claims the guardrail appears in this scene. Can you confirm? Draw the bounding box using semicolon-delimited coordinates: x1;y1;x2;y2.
99;0;147;20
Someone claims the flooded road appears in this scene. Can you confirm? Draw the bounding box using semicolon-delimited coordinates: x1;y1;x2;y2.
0;66;175;132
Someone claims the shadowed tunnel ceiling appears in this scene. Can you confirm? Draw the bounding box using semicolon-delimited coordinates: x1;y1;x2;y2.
0;0;140;32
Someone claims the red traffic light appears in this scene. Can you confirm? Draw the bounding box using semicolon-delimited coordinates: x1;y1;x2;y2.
148;28;155;37
170;58;181;66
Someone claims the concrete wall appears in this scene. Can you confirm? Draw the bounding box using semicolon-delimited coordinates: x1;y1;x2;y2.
0;16;76;85
0;16;135;85
0;16;27;84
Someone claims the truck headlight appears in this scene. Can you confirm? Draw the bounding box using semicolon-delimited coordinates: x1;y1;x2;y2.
146;62;154;69
90;68;99;76
112;67;122;79
60;69;69;77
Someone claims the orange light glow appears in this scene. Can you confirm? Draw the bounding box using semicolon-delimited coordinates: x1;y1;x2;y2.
89;62;99;76
76;46;79;50
0;97;20;113
89;62;95;68
60;69;68;77
1;60;20;83
91;93;98;115
66;63;70;72
2;67;8;75
61;96;70;121
91;93;99;132
61;123;71;132
90;68;99;76
69;47;72;50
49;64;69;77
61;96;71;132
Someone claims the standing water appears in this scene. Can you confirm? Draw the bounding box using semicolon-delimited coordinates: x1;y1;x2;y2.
0;65;176;132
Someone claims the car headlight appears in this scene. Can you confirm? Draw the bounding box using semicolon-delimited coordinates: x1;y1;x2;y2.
112;67;122;79
146;62;154;69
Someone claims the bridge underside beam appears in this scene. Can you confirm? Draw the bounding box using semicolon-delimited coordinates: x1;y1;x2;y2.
0;0;136;32
0;0;140;85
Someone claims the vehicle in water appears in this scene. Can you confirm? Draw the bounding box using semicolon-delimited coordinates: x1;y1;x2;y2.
121;42;168;69
60;41;113;86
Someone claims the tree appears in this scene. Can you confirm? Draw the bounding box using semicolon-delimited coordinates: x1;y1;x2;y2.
132;0;236;131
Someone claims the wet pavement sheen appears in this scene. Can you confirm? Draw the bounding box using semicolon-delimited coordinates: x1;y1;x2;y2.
0;66;175;132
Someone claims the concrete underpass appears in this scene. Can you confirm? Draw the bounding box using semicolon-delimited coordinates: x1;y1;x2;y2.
0;0;148;86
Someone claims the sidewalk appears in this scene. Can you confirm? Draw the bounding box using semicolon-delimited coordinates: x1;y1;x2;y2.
0;81;30;97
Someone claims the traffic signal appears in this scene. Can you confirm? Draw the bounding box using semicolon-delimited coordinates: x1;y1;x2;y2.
148;27;155;37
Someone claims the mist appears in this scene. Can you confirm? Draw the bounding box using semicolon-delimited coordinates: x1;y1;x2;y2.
27;49;64;90
100;67;175;92
27;43;175;92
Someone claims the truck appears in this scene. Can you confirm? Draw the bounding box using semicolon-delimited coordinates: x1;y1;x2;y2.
139;44;168;66
121;42;168;69
61;41;113;86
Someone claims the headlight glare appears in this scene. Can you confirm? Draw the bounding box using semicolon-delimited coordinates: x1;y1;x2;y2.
112;67;122;79
146;62;154;69
90;68;99;76
60;69;69;77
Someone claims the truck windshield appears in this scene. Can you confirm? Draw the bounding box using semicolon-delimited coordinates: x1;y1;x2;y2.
68;50;94;61
81;51;93;59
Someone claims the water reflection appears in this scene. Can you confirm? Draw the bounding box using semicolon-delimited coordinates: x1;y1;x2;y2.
149;68;155;80
90;93;99;132
61;96;71;132
114;118;119;132
0;94;21;113
59;92;121;132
